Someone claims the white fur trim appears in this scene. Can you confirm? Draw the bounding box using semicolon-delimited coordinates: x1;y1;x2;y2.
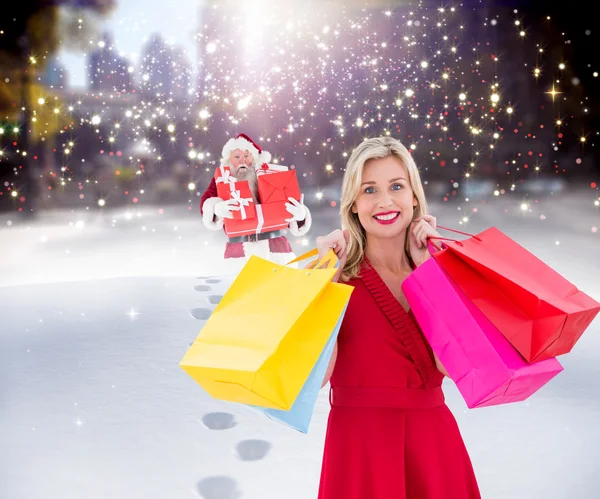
221;253;297;279
221;137;256;167
240;240;298;268
288;205;312;237
259;151;272;163
268;251;298;268
202;197;225;231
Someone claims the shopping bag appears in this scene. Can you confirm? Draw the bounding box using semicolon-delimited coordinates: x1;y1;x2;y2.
250;301;347;433
432;227;600;362
247;251;347;432
402;256;563;408
180;248;354;410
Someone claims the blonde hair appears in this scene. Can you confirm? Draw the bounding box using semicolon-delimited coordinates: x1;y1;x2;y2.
339;137;429;282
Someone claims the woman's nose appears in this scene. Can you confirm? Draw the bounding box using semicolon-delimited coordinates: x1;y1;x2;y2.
377;192;393;207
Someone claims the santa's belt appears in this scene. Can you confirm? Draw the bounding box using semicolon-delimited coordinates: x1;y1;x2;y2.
228;229;284;244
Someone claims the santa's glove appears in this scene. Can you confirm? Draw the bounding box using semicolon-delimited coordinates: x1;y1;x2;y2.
215;199;240;219
202;197;239;231
285;194;307;223
287;194;312;237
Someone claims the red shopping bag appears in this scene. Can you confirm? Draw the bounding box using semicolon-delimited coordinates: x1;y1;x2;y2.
431;226;600;362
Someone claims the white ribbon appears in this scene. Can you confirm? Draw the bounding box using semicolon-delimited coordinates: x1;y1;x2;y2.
256;163;289;176
215;166;237;191
255;205;264;234
230;190;252;220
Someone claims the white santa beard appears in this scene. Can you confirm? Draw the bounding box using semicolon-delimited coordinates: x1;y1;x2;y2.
248;175;259;202
235;168;259;202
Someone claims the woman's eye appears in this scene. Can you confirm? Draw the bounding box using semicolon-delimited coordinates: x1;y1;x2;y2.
391;183;402;191
364;186;375;194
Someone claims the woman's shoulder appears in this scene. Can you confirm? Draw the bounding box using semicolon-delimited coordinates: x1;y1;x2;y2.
339;258;370;286
339;274;363;287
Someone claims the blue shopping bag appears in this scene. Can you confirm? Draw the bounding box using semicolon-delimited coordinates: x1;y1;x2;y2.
248;304;347;433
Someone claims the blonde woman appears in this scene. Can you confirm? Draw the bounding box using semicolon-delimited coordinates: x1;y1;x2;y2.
315;137;480;498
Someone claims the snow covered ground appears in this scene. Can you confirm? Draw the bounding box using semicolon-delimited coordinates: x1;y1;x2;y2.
1;185;599;499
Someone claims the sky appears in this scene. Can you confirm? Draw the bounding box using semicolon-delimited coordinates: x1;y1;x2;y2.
57;0;201;88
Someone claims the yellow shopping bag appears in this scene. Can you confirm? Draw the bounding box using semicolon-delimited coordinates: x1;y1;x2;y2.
180;249;353;409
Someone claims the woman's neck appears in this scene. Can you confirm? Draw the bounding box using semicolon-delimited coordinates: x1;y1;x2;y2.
365;233;412;275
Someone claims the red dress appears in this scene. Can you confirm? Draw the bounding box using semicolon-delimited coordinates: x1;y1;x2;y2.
318;260;481;499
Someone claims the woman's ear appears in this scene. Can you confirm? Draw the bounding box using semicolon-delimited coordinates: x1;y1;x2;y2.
413;196;418;207
351;202;358;214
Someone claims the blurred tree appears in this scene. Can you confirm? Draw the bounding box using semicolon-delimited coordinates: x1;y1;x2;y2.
0;0;115;214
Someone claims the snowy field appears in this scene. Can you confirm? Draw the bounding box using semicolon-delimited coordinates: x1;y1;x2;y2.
1;185;599;499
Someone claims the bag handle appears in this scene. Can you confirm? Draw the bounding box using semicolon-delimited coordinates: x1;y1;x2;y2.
307;249;339;270
436;225;481;240
428;225;482;247
286;248;338;269
427;241;442;253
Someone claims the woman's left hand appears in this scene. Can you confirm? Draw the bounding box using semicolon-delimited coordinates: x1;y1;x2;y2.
408;214;441;267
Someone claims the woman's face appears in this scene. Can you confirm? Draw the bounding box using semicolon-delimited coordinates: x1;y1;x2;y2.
351;156;418;239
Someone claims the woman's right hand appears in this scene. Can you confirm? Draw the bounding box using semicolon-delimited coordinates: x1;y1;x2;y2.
312;229;350;280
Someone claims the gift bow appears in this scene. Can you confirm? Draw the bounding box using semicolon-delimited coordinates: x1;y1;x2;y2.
216;166;237;188
230;190;252;220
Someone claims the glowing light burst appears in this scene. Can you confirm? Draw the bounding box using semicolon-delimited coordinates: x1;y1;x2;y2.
545;84;562;102
127;308;140;320
1;3;594;210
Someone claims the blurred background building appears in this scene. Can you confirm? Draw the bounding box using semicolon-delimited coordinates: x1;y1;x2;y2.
1;0;598;213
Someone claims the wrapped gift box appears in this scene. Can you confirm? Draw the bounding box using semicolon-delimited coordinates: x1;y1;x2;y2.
255;163;289;176
213;165;256;223
229;185;256;221
224;201;289;238
257;166;301;204
214;164;303;237
214;165;238;199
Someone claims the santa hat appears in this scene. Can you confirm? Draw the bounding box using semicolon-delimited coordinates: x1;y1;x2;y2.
221;133;272;166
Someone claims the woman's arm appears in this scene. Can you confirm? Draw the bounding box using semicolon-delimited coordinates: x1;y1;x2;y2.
433;352;449;377
311;229;348;388
321;341;338;388
304;257;339;388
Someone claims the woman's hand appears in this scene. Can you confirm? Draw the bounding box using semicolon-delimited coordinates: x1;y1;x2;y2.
408;215;441;267
309;229;350;281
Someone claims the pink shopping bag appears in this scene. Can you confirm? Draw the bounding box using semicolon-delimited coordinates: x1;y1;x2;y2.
402;256;563;408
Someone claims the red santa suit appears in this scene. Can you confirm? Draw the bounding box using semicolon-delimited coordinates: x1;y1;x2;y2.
200;134;312;267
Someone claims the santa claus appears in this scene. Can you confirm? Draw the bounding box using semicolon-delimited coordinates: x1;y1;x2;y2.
200;133;312;267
